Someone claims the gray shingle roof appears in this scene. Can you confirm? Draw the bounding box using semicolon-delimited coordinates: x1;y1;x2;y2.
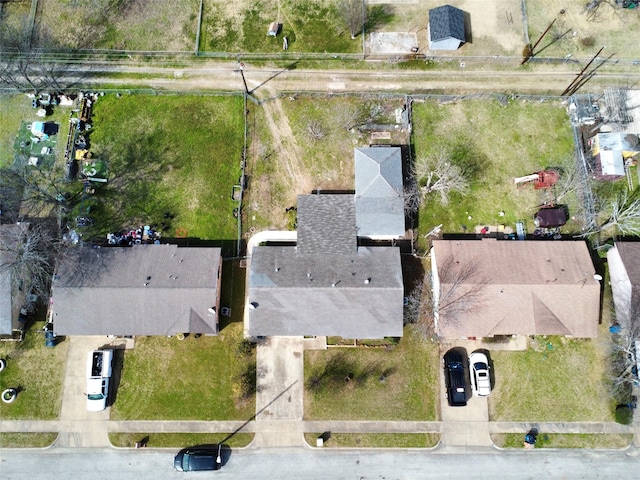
428;5;465;42
297;195;357;255
52;244;221;335
354;147;405;237
248;246;403;338
0;224;23;335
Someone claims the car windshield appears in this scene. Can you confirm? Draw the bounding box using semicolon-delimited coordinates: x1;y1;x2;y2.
473;362;487;371
87;393;104;400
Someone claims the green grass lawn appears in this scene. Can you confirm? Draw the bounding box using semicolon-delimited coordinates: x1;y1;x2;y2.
88;94;244;243
110;322;255;421
492;433;632;449
411;98;577;249
0;433;58;448
304;327;439;421
488;329;616;422
200;0;361;54
0;321;69;420
304;433;440;448
109;432;254;448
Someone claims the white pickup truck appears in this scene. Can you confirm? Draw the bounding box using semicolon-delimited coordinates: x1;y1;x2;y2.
86;349;113;411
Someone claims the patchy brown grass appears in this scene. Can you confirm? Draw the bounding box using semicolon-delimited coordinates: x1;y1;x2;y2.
527;0;640;59
488;326;617;422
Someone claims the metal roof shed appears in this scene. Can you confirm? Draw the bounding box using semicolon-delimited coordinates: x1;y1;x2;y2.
428;5;466;51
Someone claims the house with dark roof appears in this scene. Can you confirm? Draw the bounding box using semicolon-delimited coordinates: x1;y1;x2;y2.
428;5;466;51
608;242;640;325
51;244;222;336
247;194;404;339
0;224;31;338
354;147;405;239
431;239;600;339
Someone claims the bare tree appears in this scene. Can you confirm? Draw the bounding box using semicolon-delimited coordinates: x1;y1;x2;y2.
405;255;488;340
404;278;436;340
553;158;582;203
412;150;470;205
0;222;57;301
333;103;363;131
0;14;83;94
435;254;488;327
306;120;326;140
338;0;367;40
583;192;640;237
0;162;82;218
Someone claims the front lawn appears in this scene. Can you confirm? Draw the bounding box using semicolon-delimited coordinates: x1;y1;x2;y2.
0;321;69;420
411;98;577;249
488;328;616;422
88;94;244;244
304;327;439;421
110;322;255;421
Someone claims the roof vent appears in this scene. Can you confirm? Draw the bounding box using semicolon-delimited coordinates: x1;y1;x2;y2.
249;302;259;309
275;267;280;272
364;277;371;284
208;307;216;315
593;274;603;281
332;280;341;287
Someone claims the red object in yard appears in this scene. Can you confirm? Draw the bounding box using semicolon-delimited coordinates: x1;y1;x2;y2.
514;170;559;189
533;170;559;189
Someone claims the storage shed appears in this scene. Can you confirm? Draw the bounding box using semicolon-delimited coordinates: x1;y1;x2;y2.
428;5;466;51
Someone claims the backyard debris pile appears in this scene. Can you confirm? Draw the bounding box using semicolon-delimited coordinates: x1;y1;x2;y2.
107;225;162;246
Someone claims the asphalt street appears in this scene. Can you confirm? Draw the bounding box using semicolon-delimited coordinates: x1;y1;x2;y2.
1;447;639;480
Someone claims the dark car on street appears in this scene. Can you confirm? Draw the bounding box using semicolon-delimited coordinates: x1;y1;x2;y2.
444;349;467;407
174;445;222;472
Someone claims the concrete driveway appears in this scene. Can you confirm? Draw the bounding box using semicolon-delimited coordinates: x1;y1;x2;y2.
439;347;492;449
252;336;305;448
55;336;131;448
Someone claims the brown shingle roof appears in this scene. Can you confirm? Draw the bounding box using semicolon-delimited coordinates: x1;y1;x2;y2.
431;239;600;338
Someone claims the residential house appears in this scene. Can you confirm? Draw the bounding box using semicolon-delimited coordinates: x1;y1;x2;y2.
51;244;222;336
0;224;32;338
431;238;600;339
354;147;405;239
428;5;466;51
607;241;640;325
246;194;404;339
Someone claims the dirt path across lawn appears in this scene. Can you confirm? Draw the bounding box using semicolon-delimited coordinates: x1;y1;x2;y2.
257;86;313;203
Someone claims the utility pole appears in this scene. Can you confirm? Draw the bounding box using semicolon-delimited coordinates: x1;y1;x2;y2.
362;0;366;60
238;62;249;94
521;18;556;65
561;46;606;96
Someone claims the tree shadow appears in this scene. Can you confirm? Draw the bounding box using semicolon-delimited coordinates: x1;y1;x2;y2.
366;5;395;31
306;352;394;393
